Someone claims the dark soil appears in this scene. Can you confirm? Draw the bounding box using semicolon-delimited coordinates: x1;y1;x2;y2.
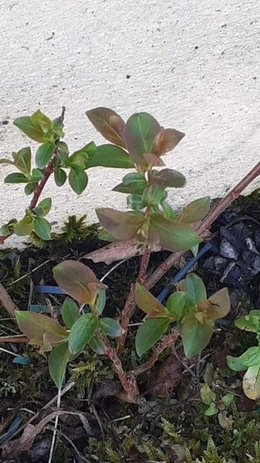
0;192;259;463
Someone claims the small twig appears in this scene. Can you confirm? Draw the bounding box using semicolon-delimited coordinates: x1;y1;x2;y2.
0;335;28;343
48;387;61;463
145;161;260;290
131;330;179;377
7;258;52;287
118;246;151;351
100;258;128;283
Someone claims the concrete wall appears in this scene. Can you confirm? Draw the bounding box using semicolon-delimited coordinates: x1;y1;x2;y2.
0;0;259;247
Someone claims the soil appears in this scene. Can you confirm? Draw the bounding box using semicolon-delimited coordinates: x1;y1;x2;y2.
0;191;259;463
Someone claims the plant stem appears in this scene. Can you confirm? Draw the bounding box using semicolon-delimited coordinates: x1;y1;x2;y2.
145;161;260;290
117;245;151;351
131;330;179;377
104;345;140;402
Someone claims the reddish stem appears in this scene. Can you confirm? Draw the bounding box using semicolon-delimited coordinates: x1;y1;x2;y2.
0;335;28;343
145;161;260;290
131;330;179;377
117;245;151;351
104;345;140;402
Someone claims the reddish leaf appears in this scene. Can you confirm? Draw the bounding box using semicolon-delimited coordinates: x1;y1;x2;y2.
143;152;165;168
96;208;145;241
86;107;126;148
124;113;161;165
152;168;186;188
146;354;183;397
152;128;185;155
148;213;201;252
53;260;100;305
135;283;166;317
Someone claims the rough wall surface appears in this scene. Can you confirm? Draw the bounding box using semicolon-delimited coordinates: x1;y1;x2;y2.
0;0;259;247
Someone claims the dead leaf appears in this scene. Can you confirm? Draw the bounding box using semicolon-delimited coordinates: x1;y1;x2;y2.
84;239;160;264
146;354;183;397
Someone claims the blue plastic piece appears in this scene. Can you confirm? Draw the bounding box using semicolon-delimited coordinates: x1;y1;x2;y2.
13;356;30;365
34;285;65;294
0;415;23;445
157;242;212;303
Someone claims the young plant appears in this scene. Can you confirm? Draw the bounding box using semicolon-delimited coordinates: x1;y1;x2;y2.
227;310;260;400
0;108;134;243
2;107;232;404
200;383;234;429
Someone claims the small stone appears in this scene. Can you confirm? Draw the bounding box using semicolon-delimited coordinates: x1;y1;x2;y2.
220;238;238;259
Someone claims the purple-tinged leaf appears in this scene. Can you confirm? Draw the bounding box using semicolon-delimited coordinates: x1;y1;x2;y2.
124;113;161;165
96;208;145;241
53;260;100;305
86;107;126;147
152;128;185;155
152;168;186;188
181;197;210;223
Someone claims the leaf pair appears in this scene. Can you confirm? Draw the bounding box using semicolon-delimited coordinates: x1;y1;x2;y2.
135;274;230;358
86;108;185;168
14;198;52;240
14;110;63;143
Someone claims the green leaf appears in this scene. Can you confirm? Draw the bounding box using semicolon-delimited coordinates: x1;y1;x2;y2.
33;217;51;240
4;172;29;184
15;310;67;350
181;197;211;223
24;182;38;195
160;201;177;220
31;168;44;182
127;194;146;211
243;365;260;400
68;313;98;354
52;118;64;139
96;208;145;241
148;213;201;252
226;355;247;372
14;116;51;143
152;169;186;188
53;260;99;305
181;315;213;358
86;107;126;147
166;291;187;320
235;310;260;333
0;158;14;166
67;142;96;169
61;297;80;329
12;147;31;175
89;335;106;354
142;185;167;207
185;273;207;304
69;168;88;195
99;318;122;337
135;283;166;317
135;317;169;356
200;384;216;405
230;347;260;369
36;142;55;168
54;167;67;186
204;402;218;416
85;144;134;169
113;172;147;194
124;113;161;165
48;342;70;388
221;393;234;407
95;287;106;315
31;110;53;133
33;198;52;217
152;128;185;155
14;214;33;236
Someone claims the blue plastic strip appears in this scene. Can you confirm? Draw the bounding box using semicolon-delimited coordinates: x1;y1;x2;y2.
157;242;212;303
0;415;23;445
13;356;30;365
34;285;65;294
